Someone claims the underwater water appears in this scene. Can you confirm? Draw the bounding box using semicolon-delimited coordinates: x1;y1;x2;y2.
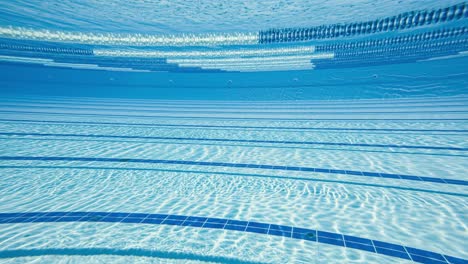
0;1;467;263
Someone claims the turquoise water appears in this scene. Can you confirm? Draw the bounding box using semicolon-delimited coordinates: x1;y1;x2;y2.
0;1;467;263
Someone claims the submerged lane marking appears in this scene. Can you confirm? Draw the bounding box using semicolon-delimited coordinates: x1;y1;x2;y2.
1;109;467;117
0;165;465;197
0;132;466;151
0;156;466;186
0;212;465;264
0;248;263;264
2;137;468;158
0;119;466;133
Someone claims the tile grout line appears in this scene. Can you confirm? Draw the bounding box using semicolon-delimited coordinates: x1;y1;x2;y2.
402;245;413;262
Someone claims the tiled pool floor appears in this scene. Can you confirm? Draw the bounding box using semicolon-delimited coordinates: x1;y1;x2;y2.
0;96;467;263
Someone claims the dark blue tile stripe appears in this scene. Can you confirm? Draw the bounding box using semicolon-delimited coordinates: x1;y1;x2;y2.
0;248;259;263
1;132;466;151
0;113;468;122
0;211;465;264
0;156;466;186
445;255;468;264
0;110;468;115
1;118;467;126
1;109;468;118
3;101;468;111
4;95;468;105
3;101;468;114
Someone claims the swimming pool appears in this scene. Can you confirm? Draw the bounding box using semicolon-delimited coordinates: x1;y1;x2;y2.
0;1;467;263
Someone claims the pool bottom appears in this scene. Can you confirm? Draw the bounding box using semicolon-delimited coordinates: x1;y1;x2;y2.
0;95;466;263
0;221;417;264
0;211;465;264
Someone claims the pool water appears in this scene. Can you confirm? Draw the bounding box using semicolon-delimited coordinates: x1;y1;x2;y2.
0;1;467;263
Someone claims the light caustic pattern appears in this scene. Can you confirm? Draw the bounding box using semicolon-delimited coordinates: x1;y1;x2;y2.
0;96;467;263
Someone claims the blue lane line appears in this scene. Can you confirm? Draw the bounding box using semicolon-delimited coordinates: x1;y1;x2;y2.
0;119;467;133
3;102;468;112
0;156;466;186
1;109;468;117
0;212;465;264
1;132;466;151
1;165;466;197
9;137;468;158
2;102;468;110
0;248;262;264
3;96;467;107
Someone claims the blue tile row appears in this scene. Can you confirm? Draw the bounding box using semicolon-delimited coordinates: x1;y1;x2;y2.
0;117;468;133
2;108;468;119
2;116;468;125
1;132;467;151
0;211;466;264
3;98;468;115
0;156;466;186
